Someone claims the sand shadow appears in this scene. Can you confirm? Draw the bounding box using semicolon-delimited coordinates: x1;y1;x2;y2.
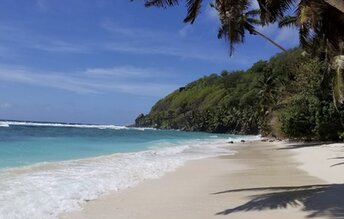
214;184;344;218
331;162;344;167
329;157;344;160
329;157;344;167
277;142;332;150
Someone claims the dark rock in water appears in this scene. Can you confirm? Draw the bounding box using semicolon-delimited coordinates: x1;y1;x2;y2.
261;139;268;142
228;141;234;144
269;139;275;142
241;140;246;143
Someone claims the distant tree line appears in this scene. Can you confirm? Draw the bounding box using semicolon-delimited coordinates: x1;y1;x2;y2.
136;49;344;140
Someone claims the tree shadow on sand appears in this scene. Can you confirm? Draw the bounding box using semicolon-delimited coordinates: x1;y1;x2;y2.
329;157;344;167
277;142;333;150
214;184;344;218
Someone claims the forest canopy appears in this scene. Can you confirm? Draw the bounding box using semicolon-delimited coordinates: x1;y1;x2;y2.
135;49;344;140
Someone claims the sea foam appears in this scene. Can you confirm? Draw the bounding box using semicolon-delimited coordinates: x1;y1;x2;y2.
0;136;260;219
0;121;153;130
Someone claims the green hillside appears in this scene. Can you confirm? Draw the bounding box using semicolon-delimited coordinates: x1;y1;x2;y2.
135;49;344;140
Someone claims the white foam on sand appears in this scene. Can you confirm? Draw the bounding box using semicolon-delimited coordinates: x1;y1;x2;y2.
0;135;259;219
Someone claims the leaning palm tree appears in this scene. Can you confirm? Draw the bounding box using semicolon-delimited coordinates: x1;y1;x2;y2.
143;0;289;54
323;0;344;13
143;0;344;21
142;0;344;55
278;0;344;54
142;0;344;107
278;0;344;108
214;3;286;55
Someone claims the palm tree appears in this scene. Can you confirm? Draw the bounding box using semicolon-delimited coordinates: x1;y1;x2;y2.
142;0;344;109
333;55;344;108
277;0;344;108
323;0;344;13
278;0;344;54
143;0;344;20
144;0;287;54
214;5;286;55
256;71;278;133
142;0;344;55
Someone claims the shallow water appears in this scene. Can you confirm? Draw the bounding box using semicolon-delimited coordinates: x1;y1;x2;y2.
0;120;259;218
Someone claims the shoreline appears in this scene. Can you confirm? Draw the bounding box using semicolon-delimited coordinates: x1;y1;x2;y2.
0;135;239;219
60;141;344;219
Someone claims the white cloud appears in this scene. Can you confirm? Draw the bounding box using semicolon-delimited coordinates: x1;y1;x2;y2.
0;65;178;97
0;46;15;58
0;22;230;63
0;66;99;94
103;41;229;63
256;23;299;49
0;103;12;109
36;0;49;11
0;24;90;54
99;21;232;63
250;0;259;9
84;66;171;79
30;41;90;53
100;20;163;39
205;7;218;21
275;27;299;45
256;23;278;36
179;25;193;37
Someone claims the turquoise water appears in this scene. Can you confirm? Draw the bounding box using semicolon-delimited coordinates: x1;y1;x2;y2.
0;121;236;168
0;120;258;219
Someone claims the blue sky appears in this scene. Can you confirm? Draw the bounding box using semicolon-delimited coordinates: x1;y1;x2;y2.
0;0;298;125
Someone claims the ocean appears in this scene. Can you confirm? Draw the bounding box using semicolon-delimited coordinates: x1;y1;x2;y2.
0;120;259;218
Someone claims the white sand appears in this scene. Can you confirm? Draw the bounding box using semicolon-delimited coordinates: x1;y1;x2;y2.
291;142;344;183
60;141;344;219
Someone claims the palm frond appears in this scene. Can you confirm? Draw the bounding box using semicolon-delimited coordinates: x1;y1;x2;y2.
183;0;203;24
245;9;261;17
144;0;179;7
296;0;344;52
299;26;313;48
257;0;295;23
247;18;262;26
279;16;297;28
243;22;256;34
215;0;250;55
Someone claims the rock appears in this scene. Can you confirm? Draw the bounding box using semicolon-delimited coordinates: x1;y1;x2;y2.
269;139;275;142
241;140;246;143
228;141;234;144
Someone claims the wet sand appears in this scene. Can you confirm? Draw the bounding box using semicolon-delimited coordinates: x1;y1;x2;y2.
60;141;344;219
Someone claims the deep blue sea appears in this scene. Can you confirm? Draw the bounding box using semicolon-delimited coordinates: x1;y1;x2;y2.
0;120;259;218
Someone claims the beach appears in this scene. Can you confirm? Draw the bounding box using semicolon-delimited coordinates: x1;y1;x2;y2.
60;141;344;219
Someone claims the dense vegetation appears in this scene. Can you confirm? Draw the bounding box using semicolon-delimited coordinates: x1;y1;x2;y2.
141;0;344;114
136;49;344;140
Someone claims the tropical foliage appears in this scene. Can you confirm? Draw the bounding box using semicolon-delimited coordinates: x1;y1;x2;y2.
140;0;344;107
141;0;344;56
135;49;344;140
136;0;344;140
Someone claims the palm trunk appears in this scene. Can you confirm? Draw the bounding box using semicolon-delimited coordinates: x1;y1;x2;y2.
323;0;344;13
333;55;344;108
253;30;287;52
